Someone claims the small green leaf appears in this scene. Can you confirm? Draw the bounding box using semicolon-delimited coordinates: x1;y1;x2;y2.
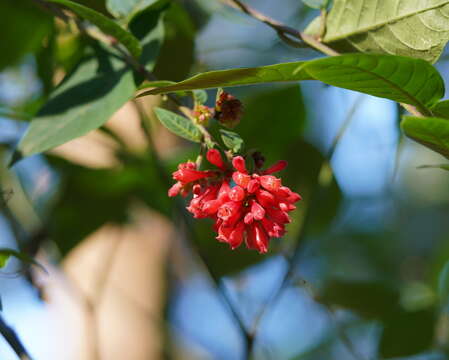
219;129;244;153
303;54;444;112
137;61;312;96
193;90;208;105
431;100;449;119
107;0;158;18
48;0;142;59
302;0;329;9
0;253;9;269
417;164;449;171
154;107;202;143
0;248;46;272
401;116;449;159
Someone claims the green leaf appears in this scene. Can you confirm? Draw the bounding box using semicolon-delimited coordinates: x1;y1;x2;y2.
317;279;400;319
401;116;449;159
0;0;52;70
219;129;244;153
431;100;449;119
303;54;444;111
138;54;444;112
0;248;46;272
305;0;449;63
107;0;157;18
302;0;329;9
48;0;142;59
418;164;449;171
14;47;135;160
439;259;449;310
154;107;202;142
13;8;165;162
379;308;436;358
193;90;208;105
153;3;196;82
137;61;312;96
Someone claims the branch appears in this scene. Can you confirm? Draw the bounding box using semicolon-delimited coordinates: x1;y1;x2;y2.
221;0;339;56
0;314;33;360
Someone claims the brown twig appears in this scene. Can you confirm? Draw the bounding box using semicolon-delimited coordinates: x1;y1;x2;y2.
221;0;339;56
0;314;33;360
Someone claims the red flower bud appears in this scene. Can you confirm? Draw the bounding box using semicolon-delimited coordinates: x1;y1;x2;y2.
263;160;288;175
260;175;281;192
229;186;245;201
232;156;247;173
207;149;226;171
232;172;251;188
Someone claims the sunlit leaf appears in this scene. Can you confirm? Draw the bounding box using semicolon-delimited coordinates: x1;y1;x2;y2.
401;116;449;159
137;61;312;96
139;54;444;114
154;108;202;143
303;54;444;111
305;0;449;63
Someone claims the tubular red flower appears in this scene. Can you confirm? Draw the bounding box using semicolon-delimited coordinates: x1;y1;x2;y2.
259;175;281;192
168;152;301;253
232;172;251;188
206;149;227;171
263;160;288;174
173;168;214;184
229;221;245;249
229;186;245;201
232;156;247;173
250;200;265;221
168;182;183;197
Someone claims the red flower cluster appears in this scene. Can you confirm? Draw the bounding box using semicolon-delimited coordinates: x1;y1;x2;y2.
168;149;301;253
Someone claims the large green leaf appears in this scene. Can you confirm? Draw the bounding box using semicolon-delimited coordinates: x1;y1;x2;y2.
401;116;449;159
154;108;202;142
137;61;312;96
305;0;449;63
48;0;142;59
14;47;135;160
138;54;444;113
13;8;165;162
303;54;444;112
0;0;52;70
107;0;157;18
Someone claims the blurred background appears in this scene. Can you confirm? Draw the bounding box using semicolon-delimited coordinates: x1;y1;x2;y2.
1;0;449;359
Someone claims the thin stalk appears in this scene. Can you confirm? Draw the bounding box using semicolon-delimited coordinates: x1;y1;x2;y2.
0;314;33;360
